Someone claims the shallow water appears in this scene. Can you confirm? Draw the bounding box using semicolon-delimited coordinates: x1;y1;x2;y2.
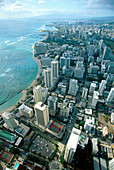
0;18;54;112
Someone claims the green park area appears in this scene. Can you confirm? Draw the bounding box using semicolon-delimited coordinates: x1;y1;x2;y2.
104;40;114;54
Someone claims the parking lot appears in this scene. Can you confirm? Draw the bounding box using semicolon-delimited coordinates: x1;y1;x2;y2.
29;135;55;158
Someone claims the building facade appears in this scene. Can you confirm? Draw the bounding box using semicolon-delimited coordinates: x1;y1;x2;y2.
44;68;52;88
64;128;81;164
107;88;114;103
68;79;78;96
19;104;33;118
33;85;43;103
2;112;17;130
51;61;59;83
34;102;49;129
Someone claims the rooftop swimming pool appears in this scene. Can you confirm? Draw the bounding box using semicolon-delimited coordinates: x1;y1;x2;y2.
79;135;82;141
14;163;19;170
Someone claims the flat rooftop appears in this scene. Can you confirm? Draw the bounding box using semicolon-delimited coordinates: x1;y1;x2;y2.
0;150;14;163
19;104;33;113
0;130;16;143
2;112;12;119
66;128;81;151
34;102;47;111
49;121;63;134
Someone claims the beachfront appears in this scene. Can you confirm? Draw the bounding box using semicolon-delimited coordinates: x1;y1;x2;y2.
0;57;41;114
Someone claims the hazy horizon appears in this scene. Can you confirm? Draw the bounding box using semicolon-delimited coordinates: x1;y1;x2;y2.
0;0;114;19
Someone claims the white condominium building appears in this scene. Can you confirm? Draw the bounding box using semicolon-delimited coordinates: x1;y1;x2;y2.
64;128;81;164
33;85;43;103
2;112;17;130
51;60;59;83
19;104;33;118
99;80;107;95
107;88;114;103
34;102;49;129
68;79;78;96
33;42;46;56
91;91;99;107
44;68;52;88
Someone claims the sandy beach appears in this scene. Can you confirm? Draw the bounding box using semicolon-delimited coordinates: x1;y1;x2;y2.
0;57;41;114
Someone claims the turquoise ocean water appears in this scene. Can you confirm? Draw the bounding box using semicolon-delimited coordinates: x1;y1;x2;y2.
0;18;54;112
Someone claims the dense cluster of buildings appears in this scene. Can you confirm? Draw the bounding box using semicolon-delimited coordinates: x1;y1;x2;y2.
0;20;114;170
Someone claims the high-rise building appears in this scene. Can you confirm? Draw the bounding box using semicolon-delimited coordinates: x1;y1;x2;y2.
33;42;46;56
91;91;99;107
102;47;111;60
60;106;70;118
89;83;96;94
33;85;43;103
82;87;88;99
89;63;99;74
109;158;114;170
111;111;114;124
101;64;106;74
60;57;70;69
19;104;33;118
51;61;59;83
68;79;78;96
34;102;49;128
44;68;52;88
106;88;114;103
88;56;94;63
74;61;84;79
42;87;48;103
88;45;94;56
99;39;103;49
64;128;81;164
84;118;94;131
99;80;107;95
47;96;58;111
2;112;17;130
42;57;52;67
74;68;84;79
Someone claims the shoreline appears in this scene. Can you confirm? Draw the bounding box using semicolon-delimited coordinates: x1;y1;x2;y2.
0;57;41;114
53;27;59;31
0;27;54;114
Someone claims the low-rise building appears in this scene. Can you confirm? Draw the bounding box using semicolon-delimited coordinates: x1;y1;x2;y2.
15;123;30;137
46;120;65;139
19;104;33;118
84;117;95;132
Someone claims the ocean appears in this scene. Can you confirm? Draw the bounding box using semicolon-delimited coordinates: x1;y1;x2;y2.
0;18;54;112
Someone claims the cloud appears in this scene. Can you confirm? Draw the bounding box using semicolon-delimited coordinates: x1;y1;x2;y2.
84;0;114;10
38;0;46;4
72;0;85;4
1;1;27;12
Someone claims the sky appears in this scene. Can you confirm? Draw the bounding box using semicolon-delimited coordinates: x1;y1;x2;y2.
0;0;114;19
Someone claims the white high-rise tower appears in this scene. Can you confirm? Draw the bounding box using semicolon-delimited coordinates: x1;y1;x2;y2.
33;85;43;103
107;88;114;103
51;61;59;83
68;79;78;96
44;68;52;88
2;112;17;130
99;80;107;95
34;102;49;129
82;87;88;99
91;91;99;107
89;83;96;94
